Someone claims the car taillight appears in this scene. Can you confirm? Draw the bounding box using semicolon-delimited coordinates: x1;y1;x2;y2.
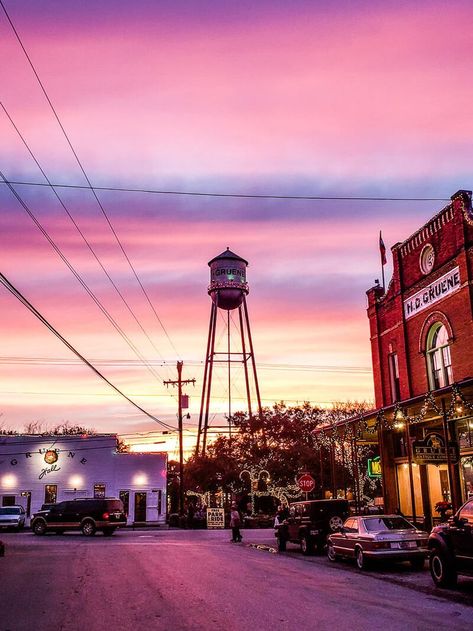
373;541;390;549
102;512;110;520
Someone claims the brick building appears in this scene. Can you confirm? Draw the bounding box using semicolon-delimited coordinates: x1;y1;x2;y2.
315;189;473;529
366;189;473;526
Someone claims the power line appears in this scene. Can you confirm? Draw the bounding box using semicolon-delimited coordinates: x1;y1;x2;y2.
0;389;336;406
0;0;180;361
0;102;170;375
0;271;176;430
0;171;167;387
0;355;372;373
0;179;450;202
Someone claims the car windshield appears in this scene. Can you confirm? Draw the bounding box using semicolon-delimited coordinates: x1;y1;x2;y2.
0;507;20;515
363;517;414;532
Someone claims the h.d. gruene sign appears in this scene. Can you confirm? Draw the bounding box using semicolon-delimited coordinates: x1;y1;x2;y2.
404;267;460;320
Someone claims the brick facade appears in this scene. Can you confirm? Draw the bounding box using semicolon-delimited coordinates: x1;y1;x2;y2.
367;189;473;408
365;190;473;521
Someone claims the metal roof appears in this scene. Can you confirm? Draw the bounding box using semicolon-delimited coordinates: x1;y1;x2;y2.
208;247;248;266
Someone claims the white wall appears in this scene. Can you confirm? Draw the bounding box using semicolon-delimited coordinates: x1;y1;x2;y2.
0;435;167;524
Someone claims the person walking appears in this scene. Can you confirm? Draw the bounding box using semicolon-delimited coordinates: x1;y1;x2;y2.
274;505;289;551
229;503;242;542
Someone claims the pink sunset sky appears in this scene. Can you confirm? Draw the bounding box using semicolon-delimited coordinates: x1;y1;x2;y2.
1;0;472;452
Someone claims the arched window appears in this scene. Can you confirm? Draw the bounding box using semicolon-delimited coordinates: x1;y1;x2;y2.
426;323;453;389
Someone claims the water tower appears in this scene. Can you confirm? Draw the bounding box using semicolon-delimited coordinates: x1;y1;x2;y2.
196;248;262;455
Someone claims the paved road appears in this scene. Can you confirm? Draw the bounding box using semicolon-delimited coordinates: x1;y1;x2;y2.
0;528;472;631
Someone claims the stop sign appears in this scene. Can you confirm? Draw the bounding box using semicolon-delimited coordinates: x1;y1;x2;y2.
297;473;315;493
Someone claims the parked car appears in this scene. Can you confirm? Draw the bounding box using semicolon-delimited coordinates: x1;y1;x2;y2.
275;499;350;554
428;498;473;588
0;506;26;532
327;515;429;570
31;498;126;536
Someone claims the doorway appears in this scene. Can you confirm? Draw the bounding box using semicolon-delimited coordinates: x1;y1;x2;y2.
119;490;130;517
134;492;147;522
21;491;32;517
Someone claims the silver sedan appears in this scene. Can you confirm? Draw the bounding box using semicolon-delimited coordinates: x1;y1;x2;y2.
327;515;429;570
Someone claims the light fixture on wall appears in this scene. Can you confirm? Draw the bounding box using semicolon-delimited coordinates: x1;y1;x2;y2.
393;408;405;430
1;474;17;489
454;394;464;415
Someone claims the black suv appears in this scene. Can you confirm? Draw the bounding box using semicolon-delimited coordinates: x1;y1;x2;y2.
428;498;473;587
276;499;350;554
31;498;126;536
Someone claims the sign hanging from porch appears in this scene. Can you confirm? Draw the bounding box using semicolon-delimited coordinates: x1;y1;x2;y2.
412;432;459;465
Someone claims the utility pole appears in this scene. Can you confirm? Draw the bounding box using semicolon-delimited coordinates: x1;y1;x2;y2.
164;361;195;517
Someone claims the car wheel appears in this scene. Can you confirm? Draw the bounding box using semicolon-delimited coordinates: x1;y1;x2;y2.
81;519;96;537
327;541;338;562
429;549;457;588
355;546;369;570
102;527;116;536
328;515;344;532
410;556;425;571
301;535;314;556
32;519;47;536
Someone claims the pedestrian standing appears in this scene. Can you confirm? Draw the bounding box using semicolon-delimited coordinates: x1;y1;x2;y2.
230;503;242;542
274;505;289;551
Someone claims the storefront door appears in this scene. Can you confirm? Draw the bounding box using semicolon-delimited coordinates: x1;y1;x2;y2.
21;491;32;517
427;464;450;508
396;464;423;519
460;456;473;501
134;492;147;522
119;491;130;517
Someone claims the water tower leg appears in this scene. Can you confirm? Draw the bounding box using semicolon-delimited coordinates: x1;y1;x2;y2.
243;295;263;418
196;302;217;456
238;304;253;418
202;303;218;455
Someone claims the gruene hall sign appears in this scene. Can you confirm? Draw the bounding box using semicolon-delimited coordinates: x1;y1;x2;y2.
403;266;460;320
412;433;459;465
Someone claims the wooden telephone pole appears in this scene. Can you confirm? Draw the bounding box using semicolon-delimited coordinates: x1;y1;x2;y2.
164;361;195;516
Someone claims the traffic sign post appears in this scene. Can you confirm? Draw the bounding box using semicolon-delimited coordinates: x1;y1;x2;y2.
297;473;315;499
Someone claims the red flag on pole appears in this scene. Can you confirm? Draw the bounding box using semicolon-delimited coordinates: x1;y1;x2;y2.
379;231;387;266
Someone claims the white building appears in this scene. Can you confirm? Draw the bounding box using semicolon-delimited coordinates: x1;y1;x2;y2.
0;434;167;525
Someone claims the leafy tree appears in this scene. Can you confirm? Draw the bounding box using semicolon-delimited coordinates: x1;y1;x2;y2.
22;420;97;435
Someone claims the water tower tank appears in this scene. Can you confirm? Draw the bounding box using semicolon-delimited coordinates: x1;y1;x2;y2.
208;248;249;310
